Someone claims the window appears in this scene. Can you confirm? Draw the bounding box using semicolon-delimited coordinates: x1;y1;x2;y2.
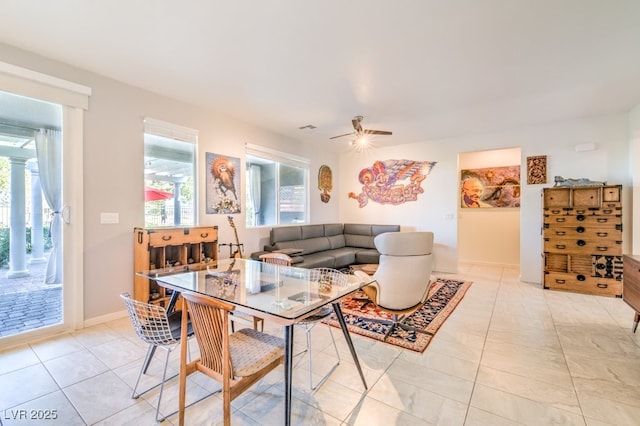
245;144;309;227
143;118;197;227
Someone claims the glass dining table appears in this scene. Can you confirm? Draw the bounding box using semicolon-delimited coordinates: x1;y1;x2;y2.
138;257;368;425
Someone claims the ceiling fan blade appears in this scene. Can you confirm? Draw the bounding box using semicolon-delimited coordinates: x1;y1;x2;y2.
352;117;363;133
363;129;392;136
329;132;354;140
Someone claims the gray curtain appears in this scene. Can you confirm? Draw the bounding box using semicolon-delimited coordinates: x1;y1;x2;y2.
35;129;63;284
248;164;261;226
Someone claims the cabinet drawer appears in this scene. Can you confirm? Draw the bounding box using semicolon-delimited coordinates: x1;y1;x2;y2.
544;227;621;240
602;185;621;202
148;228;192;246
544;272;621;296
544;238;621;254
543;188;570;208
544;215;621;228
148;227;218;245
572;187;600;208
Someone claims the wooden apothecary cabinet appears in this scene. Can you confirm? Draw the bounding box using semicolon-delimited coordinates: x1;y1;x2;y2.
133;226;218;305
542;185;622;297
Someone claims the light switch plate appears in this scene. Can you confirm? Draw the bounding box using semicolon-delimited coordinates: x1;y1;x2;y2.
100;212;119;224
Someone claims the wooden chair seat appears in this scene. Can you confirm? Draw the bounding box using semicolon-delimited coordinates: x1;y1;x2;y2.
178;290;284;426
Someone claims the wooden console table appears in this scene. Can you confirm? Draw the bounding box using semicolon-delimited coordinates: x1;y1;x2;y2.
622;254;640;332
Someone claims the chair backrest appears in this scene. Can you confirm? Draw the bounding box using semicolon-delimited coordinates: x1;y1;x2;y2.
259;252;293;266
179;291;236;380
310;267;349;288
372;231;435;311
120;293;178;345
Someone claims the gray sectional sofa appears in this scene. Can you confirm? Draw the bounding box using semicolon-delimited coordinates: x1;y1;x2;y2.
250;223;400;269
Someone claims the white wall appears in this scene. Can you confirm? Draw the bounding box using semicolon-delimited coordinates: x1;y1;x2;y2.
630;103;640;253
1;42;634;321
0;43;341;321
339;115;631;281
458;147;521;266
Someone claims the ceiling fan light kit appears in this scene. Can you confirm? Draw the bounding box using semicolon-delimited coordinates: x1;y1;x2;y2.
330;115;392;151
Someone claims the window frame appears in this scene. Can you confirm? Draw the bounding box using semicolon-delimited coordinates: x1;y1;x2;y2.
143;118;198;227
245;144;310;228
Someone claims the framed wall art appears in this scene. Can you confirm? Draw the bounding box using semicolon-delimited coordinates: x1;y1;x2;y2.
206;152;241;214
460;165;520;208
526;155;547;184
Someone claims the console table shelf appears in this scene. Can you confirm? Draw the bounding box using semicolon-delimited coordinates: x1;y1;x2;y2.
133;226;218;304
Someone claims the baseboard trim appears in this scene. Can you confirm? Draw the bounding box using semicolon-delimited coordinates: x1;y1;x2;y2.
84;309;128;328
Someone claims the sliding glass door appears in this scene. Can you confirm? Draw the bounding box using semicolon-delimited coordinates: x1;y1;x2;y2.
0;91;64;339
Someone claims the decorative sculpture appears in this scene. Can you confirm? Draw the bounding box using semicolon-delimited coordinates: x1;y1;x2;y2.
553;176;607;187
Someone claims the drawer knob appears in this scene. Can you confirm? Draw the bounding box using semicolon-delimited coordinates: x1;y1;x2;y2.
597;283;608;288
596;232;608;237
576;240;586;246
576;226;585;233
597;247;608;251
577;215;586;221
577;274;586;281
555;279;566;284
162;235;172;241
555;244;566;249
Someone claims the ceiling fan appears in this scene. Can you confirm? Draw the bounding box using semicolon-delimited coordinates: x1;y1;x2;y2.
329;115;392;140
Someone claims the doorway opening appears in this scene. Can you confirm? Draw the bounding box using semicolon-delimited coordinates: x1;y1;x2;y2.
458;147;521;267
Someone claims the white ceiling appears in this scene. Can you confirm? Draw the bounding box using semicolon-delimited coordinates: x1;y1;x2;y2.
1;1;640;150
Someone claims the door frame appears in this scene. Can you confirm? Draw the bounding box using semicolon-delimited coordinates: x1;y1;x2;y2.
0;62;89;348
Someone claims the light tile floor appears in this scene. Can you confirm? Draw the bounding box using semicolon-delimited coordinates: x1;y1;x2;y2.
1;263;640;425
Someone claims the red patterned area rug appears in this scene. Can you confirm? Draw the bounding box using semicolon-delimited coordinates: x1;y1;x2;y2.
326;278;473;352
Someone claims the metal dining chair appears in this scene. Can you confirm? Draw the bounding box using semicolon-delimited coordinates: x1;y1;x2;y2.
120;293;212;422
295;267;348;390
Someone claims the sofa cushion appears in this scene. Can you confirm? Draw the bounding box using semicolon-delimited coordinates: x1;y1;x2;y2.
344;233;375;249
301;224;325;239
327;248;357;268
372;224;401;236
327;234;346;249
355;249;381;264
324;223;344;236
273;236;331;255
271;226;302;244
343;223;372;236
295;252;336;268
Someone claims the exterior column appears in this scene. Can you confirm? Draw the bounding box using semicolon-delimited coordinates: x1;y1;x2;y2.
7;157;29;278
173;182;182;225
27;160;46;264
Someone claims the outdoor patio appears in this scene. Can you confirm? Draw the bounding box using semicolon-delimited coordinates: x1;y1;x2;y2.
0;256;61;337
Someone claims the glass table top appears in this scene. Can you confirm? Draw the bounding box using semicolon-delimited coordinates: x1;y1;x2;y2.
137;258;366;321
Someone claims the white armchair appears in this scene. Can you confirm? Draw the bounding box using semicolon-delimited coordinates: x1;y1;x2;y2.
353;231;435;339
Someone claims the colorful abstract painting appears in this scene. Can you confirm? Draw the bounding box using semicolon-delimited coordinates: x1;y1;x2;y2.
206;152;241;214
460;166;520;208
348;159;437;208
